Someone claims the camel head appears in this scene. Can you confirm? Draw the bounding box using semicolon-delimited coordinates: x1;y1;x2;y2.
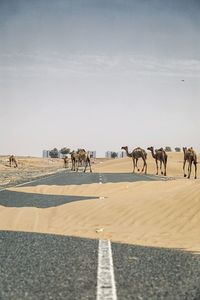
147;146;153;152
70;150;77;158
121;146;128;151
182;147;187;153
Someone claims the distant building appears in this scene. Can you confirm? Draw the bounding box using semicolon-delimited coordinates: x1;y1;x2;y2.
117;151;127;158
42;150;50;158
105;151;127;158
88;151;96;158
117;151;126;158
105;151;113;158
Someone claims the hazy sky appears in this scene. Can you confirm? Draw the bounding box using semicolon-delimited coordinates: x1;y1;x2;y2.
1;0;200;157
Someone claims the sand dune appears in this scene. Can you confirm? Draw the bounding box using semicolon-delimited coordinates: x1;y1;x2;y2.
0;152;200;252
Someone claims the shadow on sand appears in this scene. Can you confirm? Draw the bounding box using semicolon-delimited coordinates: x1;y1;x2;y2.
0;190;98;208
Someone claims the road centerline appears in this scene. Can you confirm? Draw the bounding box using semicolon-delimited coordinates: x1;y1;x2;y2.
97;239;117;300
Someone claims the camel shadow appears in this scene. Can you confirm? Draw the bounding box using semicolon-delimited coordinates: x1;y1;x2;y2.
0;190;98;208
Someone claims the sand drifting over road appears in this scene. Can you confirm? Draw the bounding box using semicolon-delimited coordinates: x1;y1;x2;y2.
0;152;200;252
0;156;64;187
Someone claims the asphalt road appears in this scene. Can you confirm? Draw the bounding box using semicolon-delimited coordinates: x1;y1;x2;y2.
0;171;199;299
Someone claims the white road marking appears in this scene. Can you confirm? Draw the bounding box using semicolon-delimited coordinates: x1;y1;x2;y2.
97;240;117;300
99;174;103;184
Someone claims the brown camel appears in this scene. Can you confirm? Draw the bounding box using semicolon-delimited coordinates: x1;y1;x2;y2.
70;149;92;172
9;155;18;168
183;147;197;179
147;146;167;176
121;146;147;174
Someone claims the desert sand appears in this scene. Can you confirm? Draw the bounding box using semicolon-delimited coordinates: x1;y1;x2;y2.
0;152;200;253
0;156;64;186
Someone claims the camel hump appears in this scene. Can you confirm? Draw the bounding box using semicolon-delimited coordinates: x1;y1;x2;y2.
188;147;196;156
156;147;163;152
78;148;86;153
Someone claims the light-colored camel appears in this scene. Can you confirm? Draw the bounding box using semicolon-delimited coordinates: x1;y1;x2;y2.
147;146;167;176
63;156;69;168
77;149;92;172
121;146;147;174
70;149;92;172
183;147;197;179
9;155;18;168
70;151;78;171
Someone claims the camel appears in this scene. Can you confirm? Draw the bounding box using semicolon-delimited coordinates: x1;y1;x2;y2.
77;149;92;172
9;155;18;168
70;149;92;172
63;156;69;168
147;146;167;176
70;151;78;171
121;146;147;174
183;147;197;179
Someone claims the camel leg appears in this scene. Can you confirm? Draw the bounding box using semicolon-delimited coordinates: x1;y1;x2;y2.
132;158;136;173
84;160;87;172
84;158;92;173
76;159;79;172
187;161;191;179
164;162;167;176
141;158;144;172
88;158;92;172
136;158;140;172
141;158;147;174
71;159;74;171
155;159;158;175
194;162;197;179
145;160;147;174
142;159;147;174
164;157;167;176
183;160;187;177
160;161;163;175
